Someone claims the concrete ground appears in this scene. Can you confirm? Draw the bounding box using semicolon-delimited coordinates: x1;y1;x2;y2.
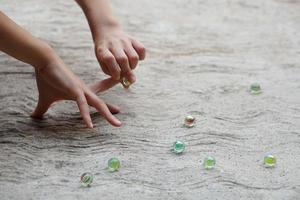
0;0;299;199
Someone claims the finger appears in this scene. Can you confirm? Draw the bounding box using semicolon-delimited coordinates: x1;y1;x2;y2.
76;93;93;128
124;45;139;70
99;60;110;76
96;48;121;80
131;39;146;60
85;92;120;114
31;98;52;118
89;78;119;94
124;71;136;84
106;102;120;114
86;92;121;127
110;47;131;77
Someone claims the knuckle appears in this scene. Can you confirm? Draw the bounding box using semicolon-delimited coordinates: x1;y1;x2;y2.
102;54;114;63
77;97;86;105
116;56;128;64
68;87;81;99
138;46;146;54
130;54;139;62
120;39;127;45
107;41;114;47
112;75;120;80
95;99;105;108
96;46;106;54
112;70;121;79
112;67;121;74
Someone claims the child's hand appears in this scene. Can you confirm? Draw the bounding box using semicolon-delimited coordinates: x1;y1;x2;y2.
94;25;146;83
76;0;146;83
0;11;122;128
31;58;122;128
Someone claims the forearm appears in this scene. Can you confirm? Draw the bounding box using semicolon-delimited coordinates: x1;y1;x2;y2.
75;0;120;43
0;11;57;69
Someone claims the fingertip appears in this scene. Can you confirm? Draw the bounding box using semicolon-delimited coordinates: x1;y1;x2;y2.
126;72;136;84
111;109;120;115
114;120;122;127
76;94;93;129
132;40;146;60
107;103;121;114
87;93;122;127
83;117;93;129
113;107;121;114
139;52;146;60
108;115;122;127
88;122;94;129
30;112;42;119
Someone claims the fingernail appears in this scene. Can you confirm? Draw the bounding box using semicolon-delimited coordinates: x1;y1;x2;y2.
89;122;94;128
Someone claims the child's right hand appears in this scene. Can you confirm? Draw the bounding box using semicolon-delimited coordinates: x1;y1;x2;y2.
31;57;122;128
75;0;146;83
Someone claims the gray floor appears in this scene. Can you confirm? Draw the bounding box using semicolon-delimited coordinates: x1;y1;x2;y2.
0;0;300;199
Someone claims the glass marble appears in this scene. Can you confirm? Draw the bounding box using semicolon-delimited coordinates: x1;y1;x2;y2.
80;172;93;187
184;115;195;128
203;156;216;170
121;77;131;89
107;158;121;172
250;83;262;94
173;140;185;154
264;155;276;168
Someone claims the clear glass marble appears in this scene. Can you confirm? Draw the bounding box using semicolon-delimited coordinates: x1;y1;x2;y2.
121;77;131;89
203;156;216;170
80;172;93;187
173;140;185;154
264;155;276;168
250;83;262;94
107;158;121;172
184;115;195;128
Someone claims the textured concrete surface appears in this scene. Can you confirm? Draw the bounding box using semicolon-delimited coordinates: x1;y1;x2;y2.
0;0;300;199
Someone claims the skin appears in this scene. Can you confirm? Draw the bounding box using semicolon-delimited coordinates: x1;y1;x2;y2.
76;0;146;82
0;0;146;128
0;11;123;128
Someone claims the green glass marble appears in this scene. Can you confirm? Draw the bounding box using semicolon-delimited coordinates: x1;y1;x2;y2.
184;115;195;128
107;158;121;172
173;140;185;154
80;172;93;187
250;83;262;94
264;155;276;168
121;77;131;89
203;156;216;170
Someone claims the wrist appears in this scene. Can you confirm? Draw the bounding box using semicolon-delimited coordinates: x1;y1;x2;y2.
35;42;60;70
76;0;121;43
92;19;121;44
